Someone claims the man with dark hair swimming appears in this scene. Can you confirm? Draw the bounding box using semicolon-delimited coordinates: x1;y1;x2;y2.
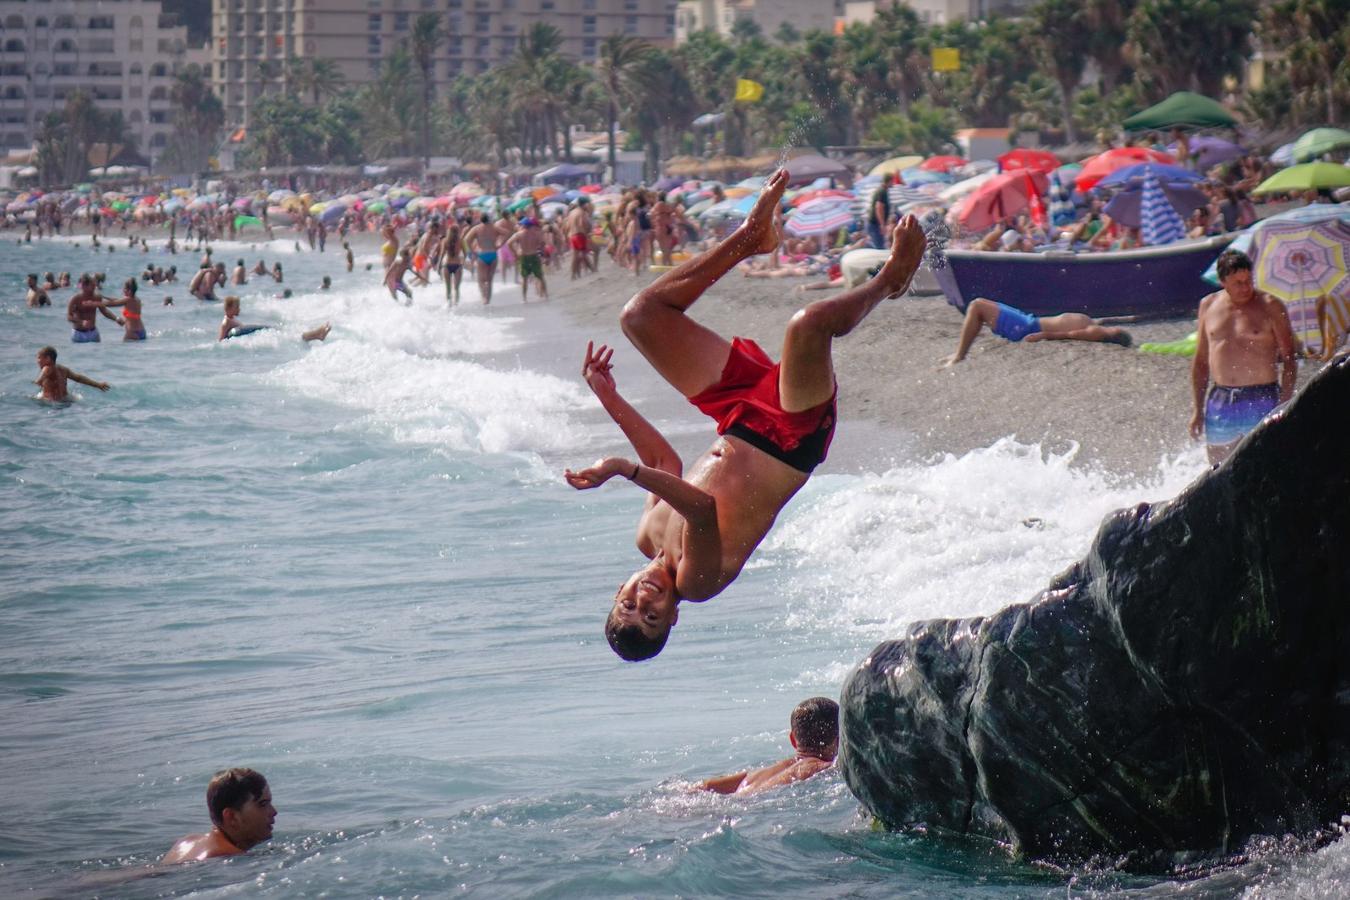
698;697;839;794
564;169;925;662
943;298;1134;365
161;768;276;863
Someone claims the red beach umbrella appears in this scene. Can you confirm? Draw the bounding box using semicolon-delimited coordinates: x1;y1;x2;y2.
579;184;603;194
997;149;1060;174
1075;146;1176;192
954;169;1050;231
789;188;855;207
920;155;968;173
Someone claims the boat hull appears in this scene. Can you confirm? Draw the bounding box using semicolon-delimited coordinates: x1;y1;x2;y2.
936;235;1234;318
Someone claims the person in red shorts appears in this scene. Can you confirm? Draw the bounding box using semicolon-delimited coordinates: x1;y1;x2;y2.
564;169;925;661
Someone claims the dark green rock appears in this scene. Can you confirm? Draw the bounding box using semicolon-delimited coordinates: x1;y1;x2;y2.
839;355;1350;870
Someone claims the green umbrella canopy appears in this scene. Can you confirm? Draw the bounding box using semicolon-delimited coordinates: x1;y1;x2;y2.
1251;162;1350;195
1122;91;1238;131
1293;128;1350;163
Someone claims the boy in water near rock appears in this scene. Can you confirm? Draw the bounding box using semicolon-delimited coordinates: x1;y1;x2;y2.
698;698;838;795
564;169;925;661
33;346;110;401
161;769;276;864
219;295;330;343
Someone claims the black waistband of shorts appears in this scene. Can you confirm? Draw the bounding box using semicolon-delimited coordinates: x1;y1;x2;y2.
725;420;830;474
1209;382;1278;399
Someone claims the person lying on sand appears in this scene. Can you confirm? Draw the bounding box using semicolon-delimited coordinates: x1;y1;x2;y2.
33;346;110;401
698;698;838;795
161;769;276;864
564;169;925;661
219;295;330;342
943;298;1134;365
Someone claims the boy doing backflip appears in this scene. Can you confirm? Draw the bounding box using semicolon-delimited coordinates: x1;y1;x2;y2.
565;169;924;661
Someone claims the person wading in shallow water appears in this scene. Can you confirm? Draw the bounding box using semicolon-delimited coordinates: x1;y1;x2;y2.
564;169;926;662
161;768;277;864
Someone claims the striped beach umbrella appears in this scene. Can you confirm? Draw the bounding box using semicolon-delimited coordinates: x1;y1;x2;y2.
1047;172;1076;227
1253;218;1350;352
784;198;856;237
1140;166;1188;245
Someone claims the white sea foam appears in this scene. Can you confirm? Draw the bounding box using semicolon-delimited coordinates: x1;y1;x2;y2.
767;437;1207;639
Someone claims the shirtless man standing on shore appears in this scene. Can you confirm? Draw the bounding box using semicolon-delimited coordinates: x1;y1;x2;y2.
1190;249;1296;465
67;274;122;342
564;169;925;661
698;698;838;795
463;214;499;304
34;346;110;401
651;192;676;267
161;769;276;864
566;201;594;279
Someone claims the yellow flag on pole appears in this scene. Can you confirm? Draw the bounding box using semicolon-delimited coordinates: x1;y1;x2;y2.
932;48;960;72
734;78;765;103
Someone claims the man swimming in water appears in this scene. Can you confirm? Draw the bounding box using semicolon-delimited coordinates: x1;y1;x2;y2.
943;298;1134;365
67;274;122;342
26;273;51;308
564;169;925;661
161;768;276;864
219;295;330;342
33;346;110;401
698;697;838;795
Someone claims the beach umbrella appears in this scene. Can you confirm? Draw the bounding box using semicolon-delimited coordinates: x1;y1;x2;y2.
309;201;327;215
1252;162;1350;195
1139;167;1189;246
953;170;1049;231
920;155;967;173
1075;147;1176;191
1203;203;1350;286
784;198;856;237
939;170;998;203
1188;136;1245;170
997;149;1060;174
579;183;603;194
233;196;253;210
365;199;388;214
1101;181;1206;229
266;204;293;224
1292;128;1350;163
900;167;951;186
1098;162;1205;188
267;189;294;203
790;188;854;208
1121;91;1238;130
723;186;754;199
685;198;715;217
234;214;263;231
319;203;346;224
404;196;431;213
868;155;923;177
1252;218;1350;353
162;197;185;213
1270;142;1297;167
1047;172;1076;227
506;197;534;213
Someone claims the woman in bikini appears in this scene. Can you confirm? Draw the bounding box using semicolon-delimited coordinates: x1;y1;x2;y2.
108;278;147;341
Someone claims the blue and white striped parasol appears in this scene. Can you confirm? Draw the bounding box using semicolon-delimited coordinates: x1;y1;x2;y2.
1048;172;1076;227
1140;165;1187;246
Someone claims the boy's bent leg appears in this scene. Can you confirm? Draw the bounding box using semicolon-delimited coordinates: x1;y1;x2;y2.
621;170;790;398
946;298;1000;365
779;217;925;412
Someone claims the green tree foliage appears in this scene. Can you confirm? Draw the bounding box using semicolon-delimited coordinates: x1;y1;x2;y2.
1126;0;1259;100
34;91;131;184
1029;0;1092;143
598;35;659;177
411;13;445;167
160;65;225;174
1261;0;1350;123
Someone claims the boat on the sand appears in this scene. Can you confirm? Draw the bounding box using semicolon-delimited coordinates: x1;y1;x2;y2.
935;234;1235;318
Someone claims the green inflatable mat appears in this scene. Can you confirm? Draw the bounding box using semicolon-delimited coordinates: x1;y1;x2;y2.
1138;332;1197;356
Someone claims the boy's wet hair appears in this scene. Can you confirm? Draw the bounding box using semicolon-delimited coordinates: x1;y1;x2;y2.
605;609;668;662
206;768;268;827
39;345;56;362
790;697;840;756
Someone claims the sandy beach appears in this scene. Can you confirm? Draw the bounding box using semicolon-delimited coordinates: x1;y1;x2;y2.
543;256;1321;479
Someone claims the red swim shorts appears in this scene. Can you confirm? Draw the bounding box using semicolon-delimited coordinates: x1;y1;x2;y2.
688;337;836;473
569;233;587;251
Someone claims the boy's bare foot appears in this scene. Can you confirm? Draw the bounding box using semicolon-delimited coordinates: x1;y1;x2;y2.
874;216;926;298
734;169;789;257
303;322;331;342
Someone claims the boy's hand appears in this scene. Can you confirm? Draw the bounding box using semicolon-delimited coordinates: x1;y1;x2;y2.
582;341;616;396
564;456;628;490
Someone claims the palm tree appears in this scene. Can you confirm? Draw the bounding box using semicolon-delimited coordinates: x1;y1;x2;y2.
1029;0;1091;144
411;12;445;169
286;57;345;106
597;35;657;181
164;65;225;171
1262;0;1349;123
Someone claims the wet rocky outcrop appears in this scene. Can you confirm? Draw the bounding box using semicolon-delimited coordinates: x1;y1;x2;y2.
839;356;1350;870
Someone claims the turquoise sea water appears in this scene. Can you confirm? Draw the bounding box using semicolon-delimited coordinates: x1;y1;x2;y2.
2;233;1346;897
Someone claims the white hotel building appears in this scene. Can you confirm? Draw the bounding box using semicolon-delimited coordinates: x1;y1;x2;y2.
0;0;205;161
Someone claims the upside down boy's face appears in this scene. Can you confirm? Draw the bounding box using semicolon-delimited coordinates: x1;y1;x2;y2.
612;563;679;639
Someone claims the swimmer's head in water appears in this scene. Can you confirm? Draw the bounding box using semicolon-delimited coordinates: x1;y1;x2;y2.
790;697;840;759
605;563;679;662
223;295;241;314
206;768;275;848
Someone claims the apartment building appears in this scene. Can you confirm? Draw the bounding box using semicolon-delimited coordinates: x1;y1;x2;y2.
0;0;203;159
674;0;840;43
213;0;679;130
840;0;1032;27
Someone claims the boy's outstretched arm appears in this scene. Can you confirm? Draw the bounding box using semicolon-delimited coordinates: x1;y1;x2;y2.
581;341;682;475
62;367;111;391
698;772;748;794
